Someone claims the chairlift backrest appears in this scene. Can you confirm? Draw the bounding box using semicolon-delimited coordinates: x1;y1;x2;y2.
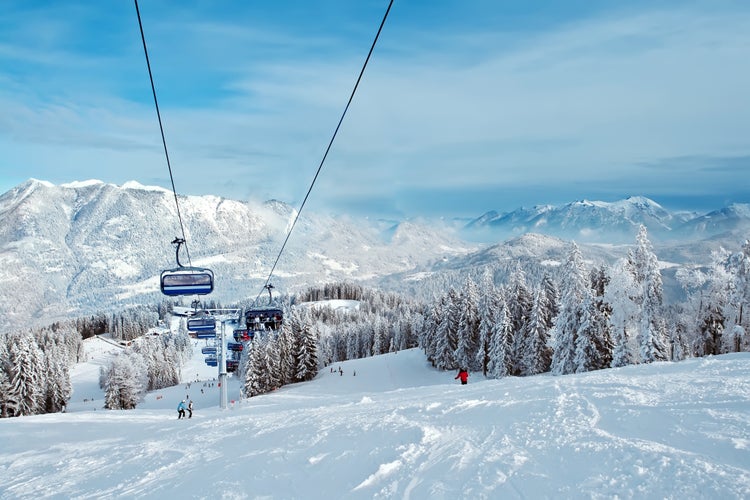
161;267;214;296
187;316;216;332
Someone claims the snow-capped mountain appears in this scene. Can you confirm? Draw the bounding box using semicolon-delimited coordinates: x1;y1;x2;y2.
679;203;750;236
1;179;748;332
464;196;744;242
0;179;475;331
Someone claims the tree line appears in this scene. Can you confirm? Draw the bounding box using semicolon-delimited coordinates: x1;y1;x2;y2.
418;227;749;376
100;331;192;410
3;228;747;416
0;324;83;417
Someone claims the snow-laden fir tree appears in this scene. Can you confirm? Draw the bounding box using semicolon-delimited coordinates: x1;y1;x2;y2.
277;320;299;385
6;331;45;417
432;289;459;370
0;338;11;418
695;256;728;357
419;299;443;367
295;309;319;382
372;316;390;356
585;266;614;369
264;338;282;391
475;270;499;376
550;242;590;375
103;350;148;410
606;258;639;367
628;225;669;363
42;339;72;413
507;264;533;375
541;273;560;328
573;294;613;373
243;337;266;397
455;276;480;372
487;295;514;378
719;241;750;352
520;288;553;375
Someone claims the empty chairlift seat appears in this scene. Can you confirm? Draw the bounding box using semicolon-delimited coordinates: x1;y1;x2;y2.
160;267;214;296
187;315;216;332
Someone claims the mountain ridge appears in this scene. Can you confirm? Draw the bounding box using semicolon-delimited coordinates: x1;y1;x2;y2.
2;179;748;332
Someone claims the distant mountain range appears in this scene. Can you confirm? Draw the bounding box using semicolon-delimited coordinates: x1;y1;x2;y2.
1;179;748;332
462;196;750;242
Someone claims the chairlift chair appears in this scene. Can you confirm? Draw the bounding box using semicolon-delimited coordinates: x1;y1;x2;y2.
159;238;214;296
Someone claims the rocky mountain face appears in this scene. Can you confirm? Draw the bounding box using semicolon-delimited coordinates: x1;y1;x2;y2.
1;180;747;332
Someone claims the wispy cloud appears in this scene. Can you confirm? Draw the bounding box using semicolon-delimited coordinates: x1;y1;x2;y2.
0;1;748;216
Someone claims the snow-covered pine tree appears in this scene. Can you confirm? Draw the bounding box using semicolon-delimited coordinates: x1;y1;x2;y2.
243;337;267;397
455;277;480;372
521;289;553;375
432;289;459;370
0;338;11;418
103;351;148;410
372;316;389;356
722;240;750;352
541;273;560;329
264;338;282;391
277;321;298;385
550;242;590;375
295;310;319;382
487;295;513;378
507;264;533;374
419;299;443;367
697;293;725;356
6;331;45;417
606;258;639;367
628;225;669;363
476;271;499;376
587;266;614;369
573;294;613;373
42;339;72;413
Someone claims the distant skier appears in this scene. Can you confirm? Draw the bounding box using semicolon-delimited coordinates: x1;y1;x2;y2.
177;400;187;419
188;400;194;419
455;369;469;385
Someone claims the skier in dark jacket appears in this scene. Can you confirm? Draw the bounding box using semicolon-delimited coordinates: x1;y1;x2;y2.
187;400;194;419
455;369;469;385
177;400;187;419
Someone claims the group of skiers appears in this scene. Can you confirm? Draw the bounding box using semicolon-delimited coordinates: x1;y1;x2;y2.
177;400;193;419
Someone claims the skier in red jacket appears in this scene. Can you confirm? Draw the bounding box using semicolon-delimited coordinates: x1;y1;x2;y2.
455;369;469;385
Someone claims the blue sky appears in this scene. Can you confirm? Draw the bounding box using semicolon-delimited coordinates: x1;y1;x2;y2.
1;0;748;218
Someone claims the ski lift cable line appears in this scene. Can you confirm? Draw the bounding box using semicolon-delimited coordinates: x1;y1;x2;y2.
254;0;395;305
134;0;192;267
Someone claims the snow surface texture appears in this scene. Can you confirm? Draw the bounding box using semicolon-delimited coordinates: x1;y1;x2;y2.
1;343;749;499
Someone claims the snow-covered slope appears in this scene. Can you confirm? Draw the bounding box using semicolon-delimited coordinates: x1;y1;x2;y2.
1;345;748;498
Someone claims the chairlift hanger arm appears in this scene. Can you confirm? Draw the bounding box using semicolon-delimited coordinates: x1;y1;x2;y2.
172;237;186;268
